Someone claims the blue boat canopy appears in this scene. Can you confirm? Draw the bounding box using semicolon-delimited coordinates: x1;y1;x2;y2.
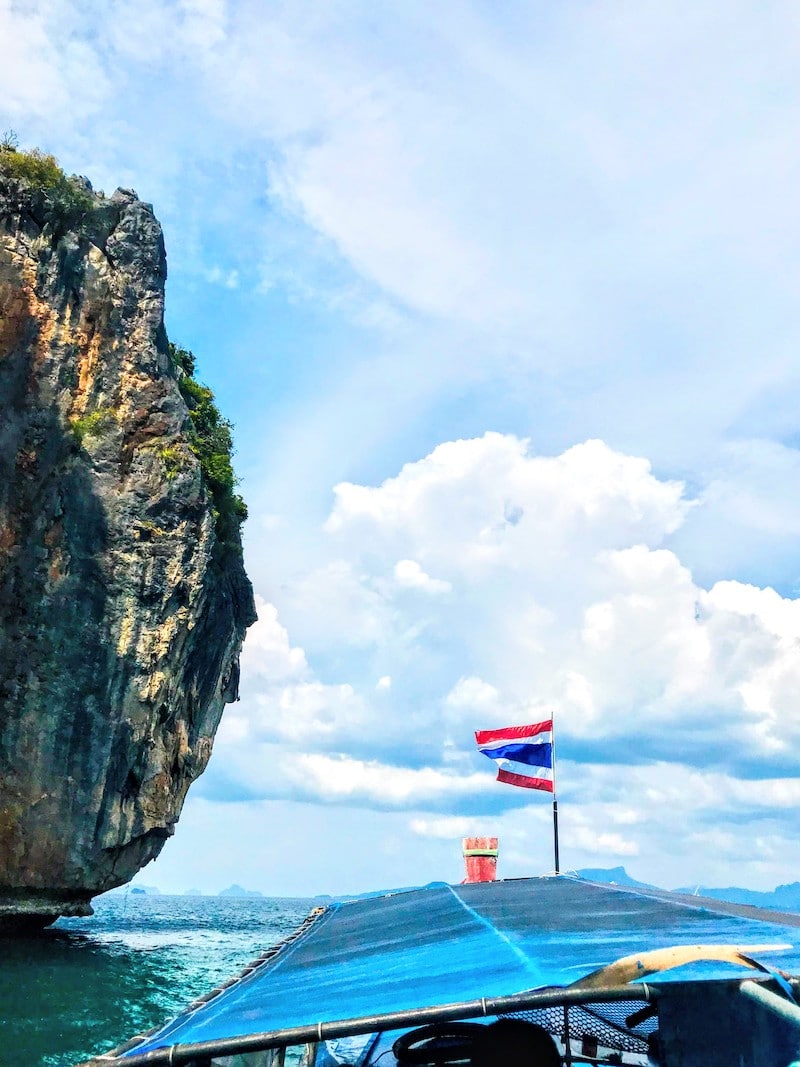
121;876;800;1059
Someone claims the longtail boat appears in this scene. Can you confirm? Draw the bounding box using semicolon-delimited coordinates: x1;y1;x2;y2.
80;875;800;1067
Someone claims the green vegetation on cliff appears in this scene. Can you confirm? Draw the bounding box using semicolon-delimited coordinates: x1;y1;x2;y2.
70;408;118;444
0;134;93;219
169;343;248;554
0;136;248;555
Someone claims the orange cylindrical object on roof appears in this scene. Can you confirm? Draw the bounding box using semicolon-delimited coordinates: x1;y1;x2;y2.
462;837;498;882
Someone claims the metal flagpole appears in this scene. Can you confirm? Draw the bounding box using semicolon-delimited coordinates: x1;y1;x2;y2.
551;711;560;874
554;708;568;1061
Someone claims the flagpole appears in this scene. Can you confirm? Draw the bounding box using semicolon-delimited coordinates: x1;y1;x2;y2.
551;711;560;874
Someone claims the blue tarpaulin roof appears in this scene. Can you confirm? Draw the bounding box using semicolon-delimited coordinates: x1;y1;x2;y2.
124;876;800;1056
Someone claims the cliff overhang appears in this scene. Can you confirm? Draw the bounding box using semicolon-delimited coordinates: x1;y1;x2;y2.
0;150;256;929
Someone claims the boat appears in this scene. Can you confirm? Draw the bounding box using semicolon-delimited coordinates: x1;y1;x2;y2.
80;875;800;1066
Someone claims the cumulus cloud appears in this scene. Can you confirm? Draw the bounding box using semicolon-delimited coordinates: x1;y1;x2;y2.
325;434;688;556
241;595;308;682
214;432;800;893
202;739;497;812
231;676;369;749
286;754;493;807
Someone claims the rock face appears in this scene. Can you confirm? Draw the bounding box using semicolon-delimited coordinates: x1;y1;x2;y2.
0;168;256;928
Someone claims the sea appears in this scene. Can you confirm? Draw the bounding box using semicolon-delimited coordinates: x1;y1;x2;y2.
0;892;315;1067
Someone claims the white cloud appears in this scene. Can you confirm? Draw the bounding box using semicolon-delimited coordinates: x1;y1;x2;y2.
394;559;451;594
222;432;800;890
569;827;639;859
230;597;375;752
325;435;687;567
709;580;800;639
179;0;228;52
286;754;493;807
410;816;475;840
0;1;111;123
241;595;307;682
204;265;240;289
231;678;370;750
278;560;393;651
445;677;500;714
203;738;497;810
275;682;368;743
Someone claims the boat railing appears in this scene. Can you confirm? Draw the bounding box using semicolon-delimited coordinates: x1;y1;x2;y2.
80;975;800;1066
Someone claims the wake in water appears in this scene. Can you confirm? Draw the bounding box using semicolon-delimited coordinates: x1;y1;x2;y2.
0;893;313;1067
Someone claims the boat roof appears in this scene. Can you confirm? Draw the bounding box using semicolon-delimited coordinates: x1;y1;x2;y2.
118;875;800;1059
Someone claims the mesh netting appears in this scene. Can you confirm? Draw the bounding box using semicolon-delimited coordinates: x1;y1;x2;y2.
504;996;658;1055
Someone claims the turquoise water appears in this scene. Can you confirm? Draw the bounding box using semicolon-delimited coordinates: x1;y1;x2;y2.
0;893;313;1067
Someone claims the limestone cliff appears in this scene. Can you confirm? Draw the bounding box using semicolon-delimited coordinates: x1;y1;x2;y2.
0;154;256;928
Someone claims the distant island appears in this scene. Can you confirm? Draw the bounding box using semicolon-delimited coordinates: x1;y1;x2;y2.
578;867;800;913
576;866;656;890
97;868;800;914
672;880;800;911
104;884;162;896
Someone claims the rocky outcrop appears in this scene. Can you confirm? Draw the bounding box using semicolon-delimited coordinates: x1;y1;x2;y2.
0;164;256;929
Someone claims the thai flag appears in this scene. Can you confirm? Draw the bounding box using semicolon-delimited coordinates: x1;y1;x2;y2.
475;720;554;792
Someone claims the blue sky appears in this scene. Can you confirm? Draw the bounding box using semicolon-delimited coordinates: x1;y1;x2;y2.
5;0;800;895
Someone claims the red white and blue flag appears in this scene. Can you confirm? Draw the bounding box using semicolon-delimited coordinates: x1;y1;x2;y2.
475;720;554;792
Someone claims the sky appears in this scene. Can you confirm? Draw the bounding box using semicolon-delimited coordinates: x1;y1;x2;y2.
4;0;800;896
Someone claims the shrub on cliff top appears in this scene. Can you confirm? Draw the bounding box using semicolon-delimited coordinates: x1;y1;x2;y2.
0;139;93;219
169;343;248;554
